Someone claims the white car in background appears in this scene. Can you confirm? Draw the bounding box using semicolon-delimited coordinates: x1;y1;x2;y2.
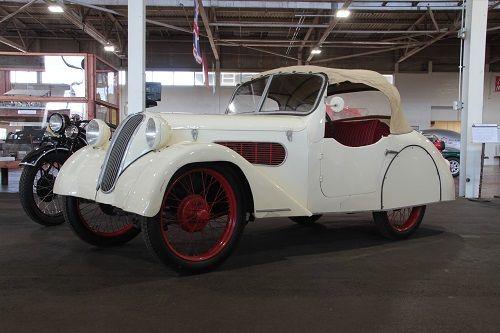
54;65;455;273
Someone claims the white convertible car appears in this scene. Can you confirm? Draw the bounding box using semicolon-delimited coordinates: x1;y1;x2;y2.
54;65;454;272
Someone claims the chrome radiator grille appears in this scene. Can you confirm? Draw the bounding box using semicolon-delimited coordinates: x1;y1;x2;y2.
99;114;144;193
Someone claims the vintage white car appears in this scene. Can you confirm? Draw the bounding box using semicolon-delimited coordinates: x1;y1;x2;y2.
54;65;455;273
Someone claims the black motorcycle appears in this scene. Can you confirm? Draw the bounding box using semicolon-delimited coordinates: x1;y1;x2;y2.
19;113;91;226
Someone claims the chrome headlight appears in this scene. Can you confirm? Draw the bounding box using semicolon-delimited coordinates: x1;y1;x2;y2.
64;125;79;139
145;116;171;150
86;119;111;147
48;113;65;133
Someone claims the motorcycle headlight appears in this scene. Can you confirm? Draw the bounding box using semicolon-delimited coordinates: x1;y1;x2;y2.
64;125;79;139
145;116;171;150
48;113;65;133
86;119;111;147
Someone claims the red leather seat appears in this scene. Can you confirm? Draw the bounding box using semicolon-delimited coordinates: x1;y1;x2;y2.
325;119;390;147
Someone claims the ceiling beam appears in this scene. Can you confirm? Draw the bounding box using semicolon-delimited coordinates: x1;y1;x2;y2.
44;0;124;57
306;0;352;63
0;0;37;25
298;14;320;64
196;0;219;61
0;7;27;29
397;30;452;63
428;8;440;31
398;14;461;63
312;45;411;64
0;35;27;52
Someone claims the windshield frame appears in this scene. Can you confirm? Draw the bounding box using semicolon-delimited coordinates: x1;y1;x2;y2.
226;72;327;116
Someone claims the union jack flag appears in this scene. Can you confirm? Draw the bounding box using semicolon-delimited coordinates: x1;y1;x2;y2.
193;0;203;65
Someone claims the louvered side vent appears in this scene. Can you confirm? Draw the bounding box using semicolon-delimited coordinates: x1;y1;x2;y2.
216;142;286;166
99;114;144;193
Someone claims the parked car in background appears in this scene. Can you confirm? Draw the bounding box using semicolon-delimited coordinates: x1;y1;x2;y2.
422;129;461;177
54;66;455;273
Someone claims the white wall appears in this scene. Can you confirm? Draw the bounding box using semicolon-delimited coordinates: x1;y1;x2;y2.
120;85;234;116
395;72;500;165
119;72;500;164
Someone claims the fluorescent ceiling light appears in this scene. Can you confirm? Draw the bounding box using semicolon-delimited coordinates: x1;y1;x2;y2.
336;9;351;18
311;48;322;55
48;5;64;13
104;44;116;52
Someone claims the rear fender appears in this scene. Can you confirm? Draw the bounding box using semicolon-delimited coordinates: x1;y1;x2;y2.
102;142;311;218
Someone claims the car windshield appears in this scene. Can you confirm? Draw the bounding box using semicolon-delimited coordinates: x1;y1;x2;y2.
227;73;324;115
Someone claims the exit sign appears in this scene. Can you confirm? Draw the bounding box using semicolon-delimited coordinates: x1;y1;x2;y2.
496;76;500;92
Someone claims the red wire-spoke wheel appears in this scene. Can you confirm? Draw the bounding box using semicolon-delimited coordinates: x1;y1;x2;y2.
142;165;246;273
62;196;140;247
372;206;426;240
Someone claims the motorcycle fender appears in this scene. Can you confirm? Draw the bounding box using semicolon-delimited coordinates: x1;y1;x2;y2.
19;146;70;167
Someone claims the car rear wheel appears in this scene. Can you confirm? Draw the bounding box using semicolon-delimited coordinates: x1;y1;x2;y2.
372;206;426;240
289;215;322;225
62;196;141;247
142;165;246;273
447;157;460;177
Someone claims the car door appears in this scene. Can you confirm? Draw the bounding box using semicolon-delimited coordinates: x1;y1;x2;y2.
319;137;393;198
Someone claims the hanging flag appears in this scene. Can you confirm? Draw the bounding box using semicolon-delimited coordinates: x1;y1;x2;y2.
193;0;203;65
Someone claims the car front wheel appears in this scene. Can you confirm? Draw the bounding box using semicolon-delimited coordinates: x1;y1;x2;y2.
372;206;426;240
141;166;246;273
62;196;141;247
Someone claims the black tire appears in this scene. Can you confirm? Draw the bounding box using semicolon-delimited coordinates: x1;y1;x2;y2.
62;196;141;247
446;156;460;177
289;215;322;225
18;153;67;226
142;165;246;273
372;205;426;240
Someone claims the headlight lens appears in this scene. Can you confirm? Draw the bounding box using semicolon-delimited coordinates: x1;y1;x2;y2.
64;125;79;139
145;116;171;150
86;119;111;147
48;113;65;133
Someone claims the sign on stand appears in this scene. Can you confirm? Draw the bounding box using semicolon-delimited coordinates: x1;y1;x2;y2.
471;124;499;199
472;124;499;143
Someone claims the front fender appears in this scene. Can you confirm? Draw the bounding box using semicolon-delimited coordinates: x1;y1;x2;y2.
94;142;311;218
53;146;105;201
20;146;70;167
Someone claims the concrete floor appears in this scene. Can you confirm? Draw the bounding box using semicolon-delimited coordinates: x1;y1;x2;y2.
1;193;499;332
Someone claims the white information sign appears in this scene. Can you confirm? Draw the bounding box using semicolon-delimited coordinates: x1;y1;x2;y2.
17;110;37;115
471;124;499;143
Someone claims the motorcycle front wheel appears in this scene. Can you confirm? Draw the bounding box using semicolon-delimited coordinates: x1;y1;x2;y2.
19;152;67;226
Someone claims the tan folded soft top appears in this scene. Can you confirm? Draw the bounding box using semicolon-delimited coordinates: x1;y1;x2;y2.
255;65;412;134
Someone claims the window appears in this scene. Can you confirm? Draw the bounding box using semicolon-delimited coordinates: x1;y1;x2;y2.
119;70;126;85
10;71;37;84
221;72;238;86
173;71;195;86
227;77;269;114
118;71;260;87
195;72;215;86
153;71;174;86
261;74;324;113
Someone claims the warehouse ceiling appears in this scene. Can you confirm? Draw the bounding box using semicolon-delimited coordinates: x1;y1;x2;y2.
0;0;499;72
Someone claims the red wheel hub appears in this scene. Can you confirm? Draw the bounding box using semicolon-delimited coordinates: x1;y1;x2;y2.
177;194;211;233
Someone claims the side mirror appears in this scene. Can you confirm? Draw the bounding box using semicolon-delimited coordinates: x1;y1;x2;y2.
325;96;345;113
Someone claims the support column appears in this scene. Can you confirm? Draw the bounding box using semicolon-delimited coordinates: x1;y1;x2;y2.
459;0;489;198
215;59;221;113
127;0;146;115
